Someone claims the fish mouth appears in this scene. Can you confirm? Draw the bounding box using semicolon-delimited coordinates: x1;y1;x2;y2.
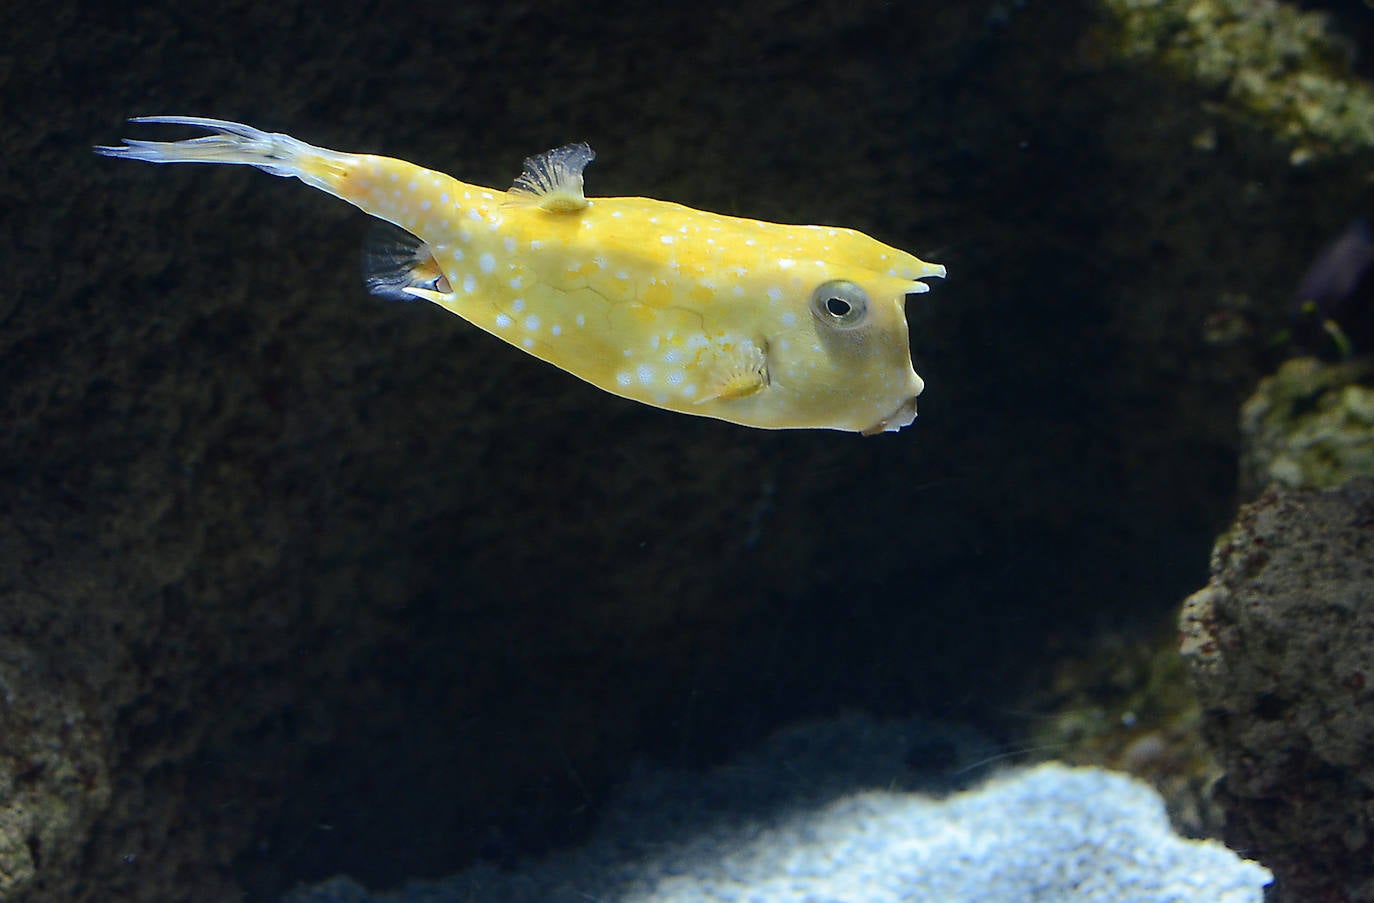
860;395;919;436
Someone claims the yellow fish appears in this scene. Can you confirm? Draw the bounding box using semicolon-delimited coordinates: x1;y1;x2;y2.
97;117;945;434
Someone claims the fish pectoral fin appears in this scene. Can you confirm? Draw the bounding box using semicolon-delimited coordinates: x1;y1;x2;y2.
506;143;595;213
694;340;771;404
362;221;451;301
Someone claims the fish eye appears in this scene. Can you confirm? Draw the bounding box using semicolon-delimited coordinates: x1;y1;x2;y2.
810;280;869;329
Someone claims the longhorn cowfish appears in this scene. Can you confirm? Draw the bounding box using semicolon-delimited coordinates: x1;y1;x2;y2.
96;117;945;434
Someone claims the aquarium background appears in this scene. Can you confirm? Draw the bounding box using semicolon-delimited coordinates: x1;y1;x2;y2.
2;0;1371;901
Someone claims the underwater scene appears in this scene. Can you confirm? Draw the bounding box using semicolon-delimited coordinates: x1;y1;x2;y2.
3;0;1374;900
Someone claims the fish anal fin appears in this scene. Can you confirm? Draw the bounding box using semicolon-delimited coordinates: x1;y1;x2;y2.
402;286;453;303
363;221;451;301
507;143;594;213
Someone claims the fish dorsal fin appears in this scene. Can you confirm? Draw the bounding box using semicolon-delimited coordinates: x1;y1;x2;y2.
508;143;594;213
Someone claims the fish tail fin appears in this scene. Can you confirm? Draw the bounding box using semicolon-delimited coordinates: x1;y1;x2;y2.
95;116;354;194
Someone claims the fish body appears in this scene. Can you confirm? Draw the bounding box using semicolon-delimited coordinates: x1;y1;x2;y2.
97;117;945;433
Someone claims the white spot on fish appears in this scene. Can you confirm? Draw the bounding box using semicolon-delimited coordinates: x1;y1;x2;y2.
408;180;418;192
637;365;654;385
616;371;633;387
611;210;623;218
530;240;543;250
524;314;540;331
510;276;524;289
767;287;783;302
451;249;465;261
781;312;797;327
420;199;431;211
683;384;698;397
660;235;674;245
512;298;525;312
495;313;512;328
440;192;450;203
551;324;561;336
522;337;534;349
667;369;684;385
664;349;680;364
503;237;516;253
575;314;586;327
462;274;476;293
480;253;495;273
778;258;795;269
467;209;483;222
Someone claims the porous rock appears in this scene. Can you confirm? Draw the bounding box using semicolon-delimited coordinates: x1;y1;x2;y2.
1180;480;1374;902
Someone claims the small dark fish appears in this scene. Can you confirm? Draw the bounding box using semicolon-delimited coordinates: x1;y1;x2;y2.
1295;218;1374;319
1292;218;1374;357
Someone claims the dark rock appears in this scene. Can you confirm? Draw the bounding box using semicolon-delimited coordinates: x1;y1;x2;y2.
1181;480;1374;902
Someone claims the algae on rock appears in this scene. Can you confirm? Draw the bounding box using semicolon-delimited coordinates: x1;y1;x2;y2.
1023;625;1223;839
1239;356;1374;496
1102;0;1374;161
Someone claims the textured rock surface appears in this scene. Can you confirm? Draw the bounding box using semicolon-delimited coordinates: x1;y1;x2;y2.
283;716;1270;903
1239;356;1374;498
1102;0;1374;161
1180;481;1374;902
